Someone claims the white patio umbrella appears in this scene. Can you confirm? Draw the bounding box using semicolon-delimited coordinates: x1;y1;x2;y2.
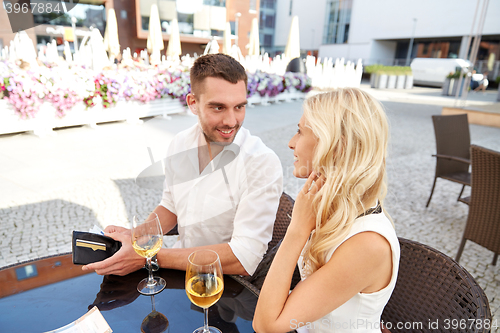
284;16;300;60
13;31;38;67
64;41;73;63
230;44;244;63
222;22;232;55
247;18;260;56
90;28;110;71
103;8;120;63
203;38;220;55
46;40;60;64
147;4;165;65
166;18;182;60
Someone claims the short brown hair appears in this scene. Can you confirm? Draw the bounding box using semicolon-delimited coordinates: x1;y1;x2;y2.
190;54;247;96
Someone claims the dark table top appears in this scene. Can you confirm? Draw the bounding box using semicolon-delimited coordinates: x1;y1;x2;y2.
0;254;258;333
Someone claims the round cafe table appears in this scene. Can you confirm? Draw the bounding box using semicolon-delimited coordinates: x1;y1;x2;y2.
0;253;258;332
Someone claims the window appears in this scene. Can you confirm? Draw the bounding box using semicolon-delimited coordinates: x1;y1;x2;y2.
263;34;273;47
265;15;275;29
230;21;235;35
33;3;104;28
323;0;351;44
261;0;275;9
249;0;256;11
259;12;275;30
203;0;225;6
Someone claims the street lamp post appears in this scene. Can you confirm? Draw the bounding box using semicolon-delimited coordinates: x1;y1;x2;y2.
311;28;315;53
235;12;241;48
406;18;417;66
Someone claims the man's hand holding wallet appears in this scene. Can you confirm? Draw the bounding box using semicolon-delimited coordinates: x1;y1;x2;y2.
74;225;148;276
72;230;122;265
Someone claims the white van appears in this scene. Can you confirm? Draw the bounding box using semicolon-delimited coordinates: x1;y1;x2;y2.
410;58;472;87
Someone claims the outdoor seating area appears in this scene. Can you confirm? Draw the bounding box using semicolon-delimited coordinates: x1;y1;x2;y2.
2;0;500;330
0;85;499;330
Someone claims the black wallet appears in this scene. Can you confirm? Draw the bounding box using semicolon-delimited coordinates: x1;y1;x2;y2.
72;231;122;265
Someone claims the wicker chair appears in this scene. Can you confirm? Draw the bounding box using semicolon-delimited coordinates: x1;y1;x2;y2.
456;145;500;266
381;238;491;333
426;114;471;207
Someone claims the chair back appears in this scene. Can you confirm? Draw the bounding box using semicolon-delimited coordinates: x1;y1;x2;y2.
267;192;295;252
432;114;470;177
464;145;500;256
381;238;491;333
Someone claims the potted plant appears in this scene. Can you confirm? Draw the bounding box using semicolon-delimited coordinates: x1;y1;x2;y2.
375;69;389;89
365;65;383;88
442;71;459;96
370;66;412;89
404;67;413;89
386;67;397;89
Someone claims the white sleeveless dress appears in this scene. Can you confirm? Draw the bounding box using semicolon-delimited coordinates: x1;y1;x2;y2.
296;210;400;333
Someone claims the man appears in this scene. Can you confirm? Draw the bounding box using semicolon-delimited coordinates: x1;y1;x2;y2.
473;71;489;92
83;54;283;276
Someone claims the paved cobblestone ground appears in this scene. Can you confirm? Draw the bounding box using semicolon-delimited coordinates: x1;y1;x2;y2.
0;85;499;328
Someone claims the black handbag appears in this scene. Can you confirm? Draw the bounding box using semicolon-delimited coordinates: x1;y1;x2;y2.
72;231;122;265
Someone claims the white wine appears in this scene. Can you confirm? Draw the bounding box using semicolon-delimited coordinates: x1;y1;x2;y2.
186;274;224;308
133;235;162;258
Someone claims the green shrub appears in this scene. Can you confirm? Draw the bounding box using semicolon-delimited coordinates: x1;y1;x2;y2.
365;65;412;76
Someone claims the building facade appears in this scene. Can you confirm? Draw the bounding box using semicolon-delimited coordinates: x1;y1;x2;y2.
273;0;500;74
0;0;259;58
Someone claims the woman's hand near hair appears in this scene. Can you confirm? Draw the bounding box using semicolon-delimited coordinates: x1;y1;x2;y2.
253;171;325;333
288;171;326;237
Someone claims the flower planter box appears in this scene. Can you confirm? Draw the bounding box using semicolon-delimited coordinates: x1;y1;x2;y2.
375;74;388;89
247;94;261;107
442;78;451;95
247;89;306;107
396;75;406;89
370;74;378;88
0;98;187;136
387;75;397;89
442;78;466;96
404;75;413;89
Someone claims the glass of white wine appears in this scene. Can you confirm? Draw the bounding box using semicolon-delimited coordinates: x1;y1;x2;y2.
186;250;224;333
132;213;166;295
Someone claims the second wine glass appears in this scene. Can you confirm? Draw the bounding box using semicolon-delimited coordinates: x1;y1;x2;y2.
132;212;166;295
186;250;224;333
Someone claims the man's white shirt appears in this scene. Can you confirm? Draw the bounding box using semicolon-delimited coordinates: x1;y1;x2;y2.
160;123;283;275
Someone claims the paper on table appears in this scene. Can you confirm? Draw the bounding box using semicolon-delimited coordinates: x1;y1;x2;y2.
44;306;112;333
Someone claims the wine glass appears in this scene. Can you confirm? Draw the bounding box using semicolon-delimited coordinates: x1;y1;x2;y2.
185;250;224;333
132;212;166;295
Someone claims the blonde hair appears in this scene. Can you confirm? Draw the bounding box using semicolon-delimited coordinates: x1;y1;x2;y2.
302;88;390;274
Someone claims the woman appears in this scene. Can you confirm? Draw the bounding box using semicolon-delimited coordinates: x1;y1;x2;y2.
253;88;399;333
